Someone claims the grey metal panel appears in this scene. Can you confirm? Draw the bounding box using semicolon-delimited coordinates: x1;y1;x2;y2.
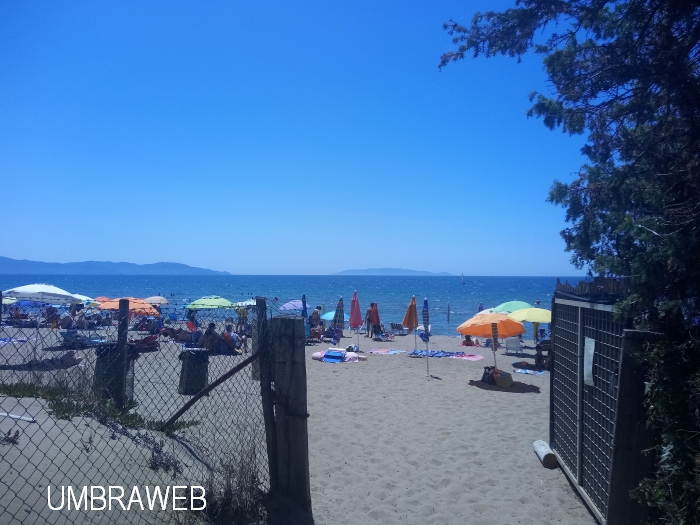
551;302;580;479
580;308;625;517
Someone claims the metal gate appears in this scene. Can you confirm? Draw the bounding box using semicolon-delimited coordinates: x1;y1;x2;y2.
550;284;626;522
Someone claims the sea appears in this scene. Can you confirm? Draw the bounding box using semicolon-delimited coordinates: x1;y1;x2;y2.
0;275;585;339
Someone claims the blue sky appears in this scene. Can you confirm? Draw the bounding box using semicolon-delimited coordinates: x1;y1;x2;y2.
0;1;587;276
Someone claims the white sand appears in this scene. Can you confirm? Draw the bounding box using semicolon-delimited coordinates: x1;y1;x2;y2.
304;333;595;525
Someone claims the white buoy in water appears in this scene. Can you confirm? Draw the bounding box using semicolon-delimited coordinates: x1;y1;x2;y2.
533;440;557;469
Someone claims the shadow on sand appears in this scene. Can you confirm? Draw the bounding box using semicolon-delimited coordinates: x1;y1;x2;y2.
468;380;541;394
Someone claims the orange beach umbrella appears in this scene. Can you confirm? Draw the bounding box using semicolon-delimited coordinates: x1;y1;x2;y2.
402;296;419;352
99;298;160;317
456;313;525;338
94;296;111;303
402;296;418;334
456;313;525;367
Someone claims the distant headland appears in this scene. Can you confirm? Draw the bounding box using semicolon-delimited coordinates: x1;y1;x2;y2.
0;256;230;276
334;268;455;276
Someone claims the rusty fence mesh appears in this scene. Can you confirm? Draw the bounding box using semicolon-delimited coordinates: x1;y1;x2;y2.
0;296;273;525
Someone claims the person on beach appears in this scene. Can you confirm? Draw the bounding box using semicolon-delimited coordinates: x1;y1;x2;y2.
370;303;381;338
222;324;245;355
311;307;321;328
236;306;248;334
199;322;224;353
365;303;374;338
461;335;480;347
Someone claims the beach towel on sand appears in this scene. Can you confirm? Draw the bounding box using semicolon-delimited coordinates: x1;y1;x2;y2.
313;350;359;363
512;361;547;373
369;349;406;355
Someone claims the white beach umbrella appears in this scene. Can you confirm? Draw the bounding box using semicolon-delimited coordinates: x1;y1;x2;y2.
144;296;170;305
2;284;82;305
72;294;95;303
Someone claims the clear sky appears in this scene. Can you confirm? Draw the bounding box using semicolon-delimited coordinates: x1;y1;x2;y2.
0;1;587;276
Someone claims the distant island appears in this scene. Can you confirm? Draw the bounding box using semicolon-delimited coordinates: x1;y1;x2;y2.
335;268;455;276
0;256;230;276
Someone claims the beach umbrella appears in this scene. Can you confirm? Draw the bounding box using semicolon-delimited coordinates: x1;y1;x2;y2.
402;296;418;334
2;297;17;305
402;296;419;352
321;311;349;321
350;291;362;351
369;303;380;336
332;297;345;329
423;298;431;376
508;307;552;323
301;294;309;319
72;294;94;303
508;307;551;342
279;299;308;311
144;296;170;306
475;308;495;316
186;296;234;310
456;313;525;366
2;284;82;305
492;300;533;314
99;298;161;317
94;296;111;303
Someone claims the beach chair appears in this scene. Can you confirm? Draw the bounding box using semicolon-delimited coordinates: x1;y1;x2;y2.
390;322;406;335
505;336;522;356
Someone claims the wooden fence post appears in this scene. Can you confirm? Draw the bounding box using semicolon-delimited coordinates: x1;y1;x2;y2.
271;316;311;511
251;299;262;381
258;298;278;492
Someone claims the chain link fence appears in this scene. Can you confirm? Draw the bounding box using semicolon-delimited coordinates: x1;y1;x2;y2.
0;295;274;525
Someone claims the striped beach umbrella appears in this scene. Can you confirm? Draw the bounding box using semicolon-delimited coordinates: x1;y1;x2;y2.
332;297;345;330
423;298;430;376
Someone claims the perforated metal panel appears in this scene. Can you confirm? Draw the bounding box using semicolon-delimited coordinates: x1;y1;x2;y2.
581;308;624;516
550;296;625;521
551;302;581;479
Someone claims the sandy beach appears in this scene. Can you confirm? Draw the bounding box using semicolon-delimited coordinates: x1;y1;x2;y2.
303;332;595;525
0;322;595;525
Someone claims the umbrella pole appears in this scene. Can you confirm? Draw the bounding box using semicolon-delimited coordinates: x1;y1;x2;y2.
426;338;430;376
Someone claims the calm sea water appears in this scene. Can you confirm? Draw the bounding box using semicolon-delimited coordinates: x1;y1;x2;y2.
0;275;584;338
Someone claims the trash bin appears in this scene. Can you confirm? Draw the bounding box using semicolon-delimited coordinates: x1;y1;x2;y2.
178;350;209;395
94;344;135;407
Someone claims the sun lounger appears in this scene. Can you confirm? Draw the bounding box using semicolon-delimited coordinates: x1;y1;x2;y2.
390;322;406;335
505;336;522;356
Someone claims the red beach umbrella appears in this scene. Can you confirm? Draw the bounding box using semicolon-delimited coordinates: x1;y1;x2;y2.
350;291;362;351
349;291;362;329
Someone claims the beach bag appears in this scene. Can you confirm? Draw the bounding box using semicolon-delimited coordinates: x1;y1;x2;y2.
481;366;497;385
494;371;513;388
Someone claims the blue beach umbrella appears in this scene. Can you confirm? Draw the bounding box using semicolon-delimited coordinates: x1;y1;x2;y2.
321;311;349;321
301;294;308;319
423;298;430;376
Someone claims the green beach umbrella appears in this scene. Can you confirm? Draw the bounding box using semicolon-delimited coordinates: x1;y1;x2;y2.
186;295;235;309
492;300;532;314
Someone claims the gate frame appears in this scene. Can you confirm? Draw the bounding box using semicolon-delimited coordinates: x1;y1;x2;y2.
550;286;655;525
